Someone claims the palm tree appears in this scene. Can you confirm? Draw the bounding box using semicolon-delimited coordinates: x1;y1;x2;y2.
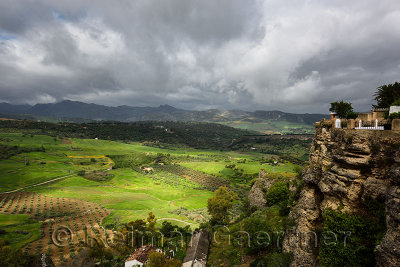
373;82;400;108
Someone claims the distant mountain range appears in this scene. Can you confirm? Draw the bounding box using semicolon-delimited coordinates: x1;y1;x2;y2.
0;100;328;125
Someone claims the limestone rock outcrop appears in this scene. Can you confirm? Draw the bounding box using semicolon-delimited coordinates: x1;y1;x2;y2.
283;127;400;267
248;169;297;208
248;169;276;208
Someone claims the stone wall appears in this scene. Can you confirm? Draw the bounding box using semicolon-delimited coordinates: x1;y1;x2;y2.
393;119;400;131
283;127;400;266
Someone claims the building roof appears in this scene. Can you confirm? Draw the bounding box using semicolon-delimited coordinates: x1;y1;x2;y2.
125;245;155;263
183;230;210;264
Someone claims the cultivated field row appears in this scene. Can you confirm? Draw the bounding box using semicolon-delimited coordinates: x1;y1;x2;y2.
0;192;112;266
152;164;230;191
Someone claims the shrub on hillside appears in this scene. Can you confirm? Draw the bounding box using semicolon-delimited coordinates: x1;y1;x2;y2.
250;253;292;267
266;182;289;206
389;112;400;120
239;216;272;254
319;208;385;266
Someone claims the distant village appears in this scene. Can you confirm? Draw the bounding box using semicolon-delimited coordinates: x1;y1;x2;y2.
323;105;400;131
317;82;400;131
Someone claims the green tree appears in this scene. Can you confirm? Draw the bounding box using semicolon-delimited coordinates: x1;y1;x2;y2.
147;212;157;232
373;82;400;108
392;98;400;106
207;187;238;224
118;219;147;251
88;239;113;264
240;216;272;254
266;181;289;206
329;101;355;119
160;221;175;237
147;251;182;267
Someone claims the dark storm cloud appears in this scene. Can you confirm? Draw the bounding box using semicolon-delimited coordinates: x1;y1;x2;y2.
0;0;399;112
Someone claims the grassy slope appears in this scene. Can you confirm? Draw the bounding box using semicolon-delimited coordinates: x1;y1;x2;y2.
179;161;297;176
0;133;209;192
0;132;247;226
0;131;300;230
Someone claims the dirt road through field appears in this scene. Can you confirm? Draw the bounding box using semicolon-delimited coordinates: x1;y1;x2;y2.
1;174;74;194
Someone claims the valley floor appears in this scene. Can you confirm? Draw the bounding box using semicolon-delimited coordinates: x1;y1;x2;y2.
0;131;299;265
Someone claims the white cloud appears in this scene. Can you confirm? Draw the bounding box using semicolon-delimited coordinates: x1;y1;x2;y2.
64;18;126;66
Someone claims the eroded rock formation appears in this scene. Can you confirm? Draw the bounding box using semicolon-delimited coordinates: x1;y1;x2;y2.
248;169;276;208
283;127;400;266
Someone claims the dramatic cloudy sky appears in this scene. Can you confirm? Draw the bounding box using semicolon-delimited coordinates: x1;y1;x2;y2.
0;0;399;113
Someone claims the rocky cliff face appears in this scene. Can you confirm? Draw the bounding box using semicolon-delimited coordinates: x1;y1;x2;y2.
283;127;400;266
248;169;298;208
248;169;275;208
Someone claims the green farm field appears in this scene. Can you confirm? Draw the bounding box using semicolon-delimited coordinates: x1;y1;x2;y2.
0;131;289;227
179;160;297;176
0;128;302;264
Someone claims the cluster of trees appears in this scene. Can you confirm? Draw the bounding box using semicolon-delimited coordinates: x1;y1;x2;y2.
0;238;54;266
110;153;172;169
230;136;312;164
0;120;251;150
223;164;248;179
0;144;45;160
73;212;189;266
110;213;191;264
204;179;301;266
319;202;386;266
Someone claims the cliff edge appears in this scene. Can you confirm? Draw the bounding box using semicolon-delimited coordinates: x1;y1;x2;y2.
283;126;400;266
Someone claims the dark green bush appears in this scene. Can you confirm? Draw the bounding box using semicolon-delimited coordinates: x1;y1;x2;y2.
250;253;292;267
389;112;400;120
239;216;272;254
319;208;385;267
266;182;289;206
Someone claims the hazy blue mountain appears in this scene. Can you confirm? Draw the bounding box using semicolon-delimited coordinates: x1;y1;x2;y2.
0;102;31;114
251;110;327;125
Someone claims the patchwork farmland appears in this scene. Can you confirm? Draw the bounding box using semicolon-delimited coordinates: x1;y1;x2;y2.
0;127;301;266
